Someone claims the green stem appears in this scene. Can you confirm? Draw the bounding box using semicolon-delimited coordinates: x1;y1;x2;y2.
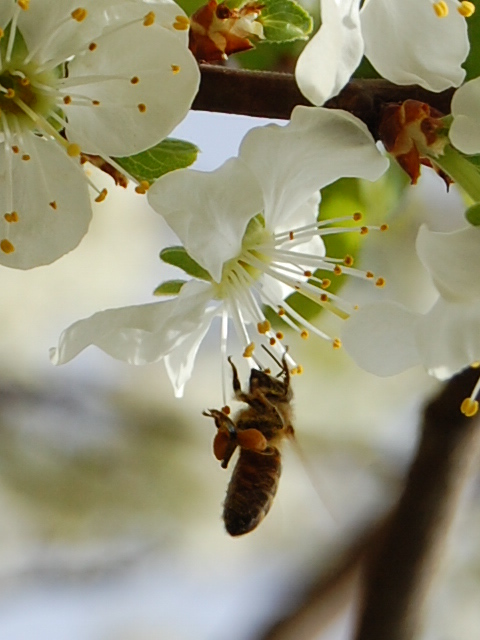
434;144;480;203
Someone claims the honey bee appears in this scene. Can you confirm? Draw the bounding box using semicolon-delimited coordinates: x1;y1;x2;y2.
203;354;294;536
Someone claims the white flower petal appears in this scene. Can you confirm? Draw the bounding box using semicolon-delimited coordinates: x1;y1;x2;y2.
164;314;216;397
342;301;420;375
450;78;480;155
0;136;91;269
104;0;190;44
295;0;364;105
51;280;215;365
239;106;388;230
17;0;113;65
64;21;200;156
416;298;480;379
147;158;264;282
361;0;468;91
416;225;480;302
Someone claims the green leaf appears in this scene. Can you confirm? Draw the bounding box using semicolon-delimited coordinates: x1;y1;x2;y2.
466;202;480;225
115;138;199;184
465;8;480;81
160;246;212;281
153;279;187;296
258;0;313;43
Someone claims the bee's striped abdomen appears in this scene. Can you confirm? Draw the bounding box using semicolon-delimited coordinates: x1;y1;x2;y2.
223;447;281;536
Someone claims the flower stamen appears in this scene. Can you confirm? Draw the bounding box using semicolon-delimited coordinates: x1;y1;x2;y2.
461;366;480;417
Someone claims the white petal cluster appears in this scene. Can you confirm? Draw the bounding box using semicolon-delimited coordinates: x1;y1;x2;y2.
296;0;471;106
449;77;480;155
0;0;200;269
342;225;480;412
51;106;388;397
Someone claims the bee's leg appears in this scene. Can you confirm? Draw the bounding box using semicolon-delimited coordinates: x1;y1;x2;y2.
228;356;252;403
280;351;291;398
203;409;238;469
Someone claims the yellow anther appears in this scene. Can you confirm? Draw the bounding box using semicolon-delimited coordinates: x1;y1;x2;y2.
264;368;271;375
458;1;475;16
1;239;15;254
67;143;81;157
269;337;276;346
137;103;147;113
0;28;3;38
433;1;449;17
63;96;72;105
275;331;284;340
344;255;354;266
21;154;30;161
332;338;342;350
88;42;97;51
257;320;271;334
375;277;386;288
333;265;342;275
92;100;100;106
243;342;255;358
471;361;480;369
303;270;312;277
321;278;331;289
300;330;309;340
171;65;181;74
71;8;88;22
11;145;19;154
366;271;374;279
130;76;140;85
173;15;190;30
20;77;30;86
143;11;156;26
320;293;328;302
360;226;369;235
135;180;150;194
221;405;231;415
353;212;362;221
460;397;479;417
4;212;18;223
289;231;294;241
380;223;389;232
49;201;57;210
278;307;285;316
95;188;108;203
6;88;15;98
18;0;29;9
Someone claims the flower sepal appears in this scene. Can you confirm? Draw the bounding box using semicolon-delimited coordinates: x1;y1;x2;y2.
160;246;213;282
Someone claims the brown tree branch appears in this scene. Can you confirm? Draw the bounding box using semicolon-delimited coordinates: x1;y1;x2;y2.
256;513;389;640
192;66;455;137
354;368;480;640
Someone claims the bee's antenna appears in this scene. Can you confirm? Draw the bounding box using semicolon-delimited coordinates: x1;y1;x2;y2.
260;344;285;376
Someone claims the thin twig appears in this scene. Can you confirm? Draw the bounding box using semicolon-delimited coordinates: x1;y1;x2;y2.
192;66;455;136
354;367;480;640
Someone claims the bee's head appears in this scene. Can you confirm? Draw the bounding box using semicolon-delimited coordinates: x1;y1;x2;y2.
249;367;291;400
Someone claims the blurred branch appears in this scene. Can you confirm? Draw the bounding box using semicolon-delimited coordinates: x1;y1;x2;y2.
192;66;455;137
255;513;389;640
354;367;480;640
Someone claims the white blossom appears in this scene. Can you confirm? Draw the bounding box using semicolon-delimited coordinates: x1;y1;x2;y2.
296;0;471;106
51;106;388;398
449;77;480;155
342;224;480;416
0;0;200;268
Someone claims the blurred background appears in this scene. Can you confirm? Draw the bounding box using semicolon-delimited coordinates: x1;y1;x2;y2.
1;91;480;640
